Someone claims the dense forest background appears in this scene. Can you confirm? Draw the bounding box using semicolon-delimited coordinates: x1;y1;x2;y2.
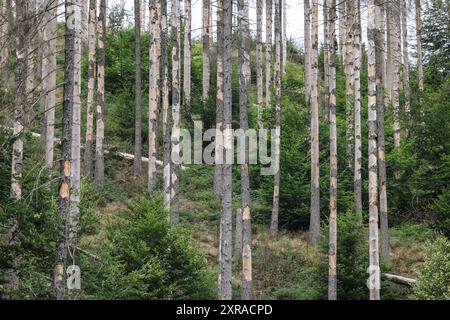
0;0;449;300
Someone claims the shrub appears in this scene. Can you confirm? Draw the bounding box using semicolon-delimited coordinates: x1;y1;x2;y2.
411;236;450;300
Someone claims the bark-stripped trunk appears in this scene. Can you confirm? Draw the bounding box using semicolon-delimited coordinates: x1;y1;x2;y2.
219;0;233;300
234;208;243;263
1;0;11;91
214;0;224;196
141;0;148;33
54;0;82;299
415;0;424;91
202;0;210;102
6;0;27;292
270;0;282;239
133;0;142;176
282;0;286;72
265;0;272;108
43;0;58;167
367;0;381;300
391;1;401;149
238;0;253;300
309;0;320;246
148;0;161;194
402;0;410;126
377;2;390;264
304;0;311;103
353;0;362;215
84;0;96;177
386;8;392;104
95;0;106;186
171;0;181;224
338;0;345;59
327;0;337;300
26;1;36;98
323;2;329;120
183;0;191;108
256;0;263;129
345;0;354;170
161;0;171;211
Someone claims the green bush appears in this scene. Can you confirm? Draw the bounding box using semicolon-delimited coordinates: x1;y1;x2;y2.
411;236;450;300
79;195;217;299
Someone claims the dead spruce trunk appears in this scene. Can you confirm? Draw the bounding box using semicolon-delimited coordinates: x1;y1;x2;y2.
353;0;362;216
265;0;273;108
327;0;337;301
415;0;424;91
171;0;181;224
271;0;282;239
238;0;253;300
95;0;106;186
309;0;320;246
214;0;224;197
183;0;191;109
377;3;390;264
202;0;210;102
133;0;142;176
54;0;82;300
367;0;381;300
219;0;233;300
304;0;311;103
84;0;96;177
148;0;161;194
402;0;411;127
256;0;263;129
43;0;58;167
161;0;171;211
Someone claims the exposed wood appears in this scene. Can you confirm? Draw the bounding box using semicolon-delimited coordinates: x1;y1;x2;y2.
309;0;320;246
383;273;417;286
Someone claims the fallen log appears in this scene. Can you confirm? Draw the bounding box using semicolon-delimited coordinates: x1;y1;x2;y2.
1;125;186;169
383;273;417;286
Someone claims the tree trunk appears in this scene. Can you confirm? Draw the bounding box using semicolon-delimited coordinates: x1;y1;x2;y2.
238;0;253;300
148;0;161;195
415;0;424;91
353;0;362;215
338;0;346;59
6;0;28;292
95;0;106;186
161;0;171;211
202;0;210;102
309;0;320;246
84;0;96;177
43;0;58;167
378;2;390;264
327;0;337;300
345;0;354;170
1;0;11;91
54;0;82;299
386;8;392;104
323;2;329;119
367;0;381;300
304;0;311;103
234;208;243;264
391;1;401;149
265;0;272;108
270;0;282;239
214;0;224;196
171;0;181;224
402;0;411;126
133;0;142;176
256;0;263;129
282;0;286;73
183;0;191;109
219;0;233;300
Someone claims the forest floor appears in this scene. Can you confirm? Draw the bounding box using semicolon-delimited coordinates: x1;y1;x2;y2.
77;157;430;299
